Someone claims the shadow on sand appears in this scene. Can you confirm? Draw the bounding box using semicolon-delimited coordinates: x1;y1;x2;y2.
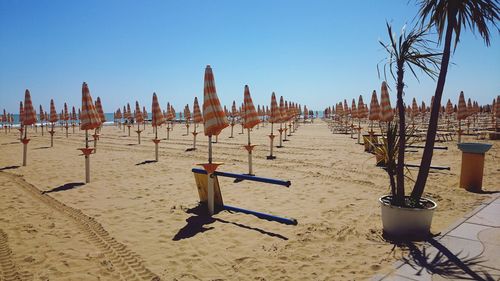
42;182;85;194
34;146;51;150
136;160;157;166
173;204;288;241
0;165;20;171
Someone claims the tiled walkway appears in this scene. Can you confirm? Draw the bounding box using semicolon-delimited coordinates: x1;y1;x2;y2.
373;194;500;281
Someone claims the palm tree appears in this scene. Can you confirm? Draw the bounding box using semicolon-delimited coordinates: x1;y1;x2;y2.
379;23;441;206
411;0;499;200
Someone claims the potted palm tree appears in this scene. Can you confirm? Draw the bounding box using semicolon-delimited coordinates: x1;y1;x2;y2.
378;23;441;238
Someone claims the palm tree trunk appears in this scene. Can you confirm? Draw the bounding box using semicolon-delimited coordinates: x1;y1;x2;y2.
411;10;456;200
395;63;405;204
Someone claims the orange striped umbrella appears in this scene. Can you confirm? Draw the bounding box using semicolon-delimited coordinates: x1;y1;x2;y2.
193;97;203;123
421;101;426;114
379;82;394;122
49;99;58;123
170;105;176;120
278;96;286;123
116;108;122;119
142;106;148;121
23;90;36;126
39;105;44;122
184;104;191;120
445;99;453;115
96;97;106;123
63;103;69;121
231;101;238;117
242;85;260;129
342;99;348;117
80;82;101;131
166;102;173;121
135;101;144;123
495;96;500;119
151;92;164;127
123;106;127;120
71;106;77;121
126;103;132;120
269;92;281;124
19;101;24;125
358;95;366;119
284;101;290;121
467;98;473;117
202;65;228;136
412;98;419;117
457;91;467;120
350;99;357;119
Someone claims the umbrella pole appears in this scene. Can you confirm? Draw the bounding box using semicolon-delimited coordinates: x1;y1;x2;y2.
458;120;462;143
22;125;28;166
207;135;214;215
155;128;159;161
357;119;361;144
85;130;90;183
50;123;54;147
193;123;197;149
137;123;141;144
268;122;275;159
278;123;283;147
247;128;253;175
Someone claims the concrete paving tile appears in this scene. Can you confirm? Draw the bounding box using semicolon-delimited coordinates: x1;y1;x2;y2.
436;236;484;257
392;263;432;281
446;222;492;241
466;205;500;227
383;273;420;281
478;242;500;270
478;227;500;246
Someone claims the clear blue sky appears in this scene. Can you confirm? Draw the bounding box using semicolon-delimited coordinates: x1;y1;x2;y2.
1;0;498;114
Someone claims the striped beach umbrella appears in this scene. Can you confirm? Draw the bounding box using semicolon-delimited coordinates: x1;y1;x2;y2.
203;65;228;137
49;99;58;123
21;90;36;165
467;98;473;117
457;92;468;120
358;95;366;119
23;90;36;126
151;93;164;128
96;97;106;124
19;101;24;126
80;82;101;183
379;82;394;122
412;98;419;118
193;97;203;123
446;99;453;116
135;101;144;124
142;106;148;121
242;85;260;129
269;93;281;124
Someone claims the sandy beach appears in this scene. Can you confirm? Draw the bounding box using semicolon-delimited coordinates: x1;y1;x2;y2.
0;120;497;280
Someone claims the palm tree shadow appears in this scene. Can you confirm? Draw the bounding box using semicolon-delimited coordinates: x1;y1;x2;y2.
391;238;495;280
0;165;20;171
42;182;85;194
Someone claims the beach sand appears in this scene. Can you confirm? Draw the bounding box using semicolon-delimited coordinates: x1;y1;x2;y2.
0;120;498;280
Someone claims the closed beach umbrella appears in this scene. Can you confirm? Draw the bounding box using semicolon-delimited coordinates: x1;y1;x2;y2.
242;85;260;174
457;91;467;142
184;104;191;136
134;101;143;144
412;98;419;118
22;90;36;166
96;97;106;124
71;106;77;133
379;81;394;122
19;101;24;129
151;93;163;161
201;65;228;215
80;82;101;183
189;96;203;150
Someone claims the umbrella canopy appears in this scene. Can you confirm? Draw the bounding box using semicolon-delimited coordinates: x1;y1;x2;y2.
64;103;69;121
23;90;36;126
184;104;191;120
72;106;77;120
135;101;144;123
269;92;281;123
351;99;357;119
357;95;366;119
49;99;58;123
193;97;203;123
116;108;122;119
202;65;228;136
96;97;106;123
457;91;468;120
231;101;238;117
151;93;164;127
496;96;500;118
80;82;101;130
379;82;394;122
279;96;288;122
126;103;132;120
412;98;419;117
445;99;453;116
166;102;174;121
2;109;6;123
242;85;260;129
467;98;473;117
142;106;148;120
19;101;24;125
39;105;44;121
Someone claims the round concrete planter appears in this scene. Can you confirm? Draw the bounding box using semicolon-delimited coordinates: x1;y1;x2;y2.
379;195;437;238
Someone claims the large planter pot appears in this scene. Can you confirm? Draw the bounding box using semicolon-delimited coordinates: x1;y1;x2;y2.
379;195;437;239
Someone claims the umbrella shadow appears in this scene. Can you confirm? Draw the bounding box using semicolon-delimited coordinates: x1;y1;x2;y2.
1;142;19;145
388;237;495;280
42;182;85;194
172;204;215;241
172;204;288;241
34;146;51;150
0;165;20;171
136;160;157;166
185;148;196;152
126;143;138;146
